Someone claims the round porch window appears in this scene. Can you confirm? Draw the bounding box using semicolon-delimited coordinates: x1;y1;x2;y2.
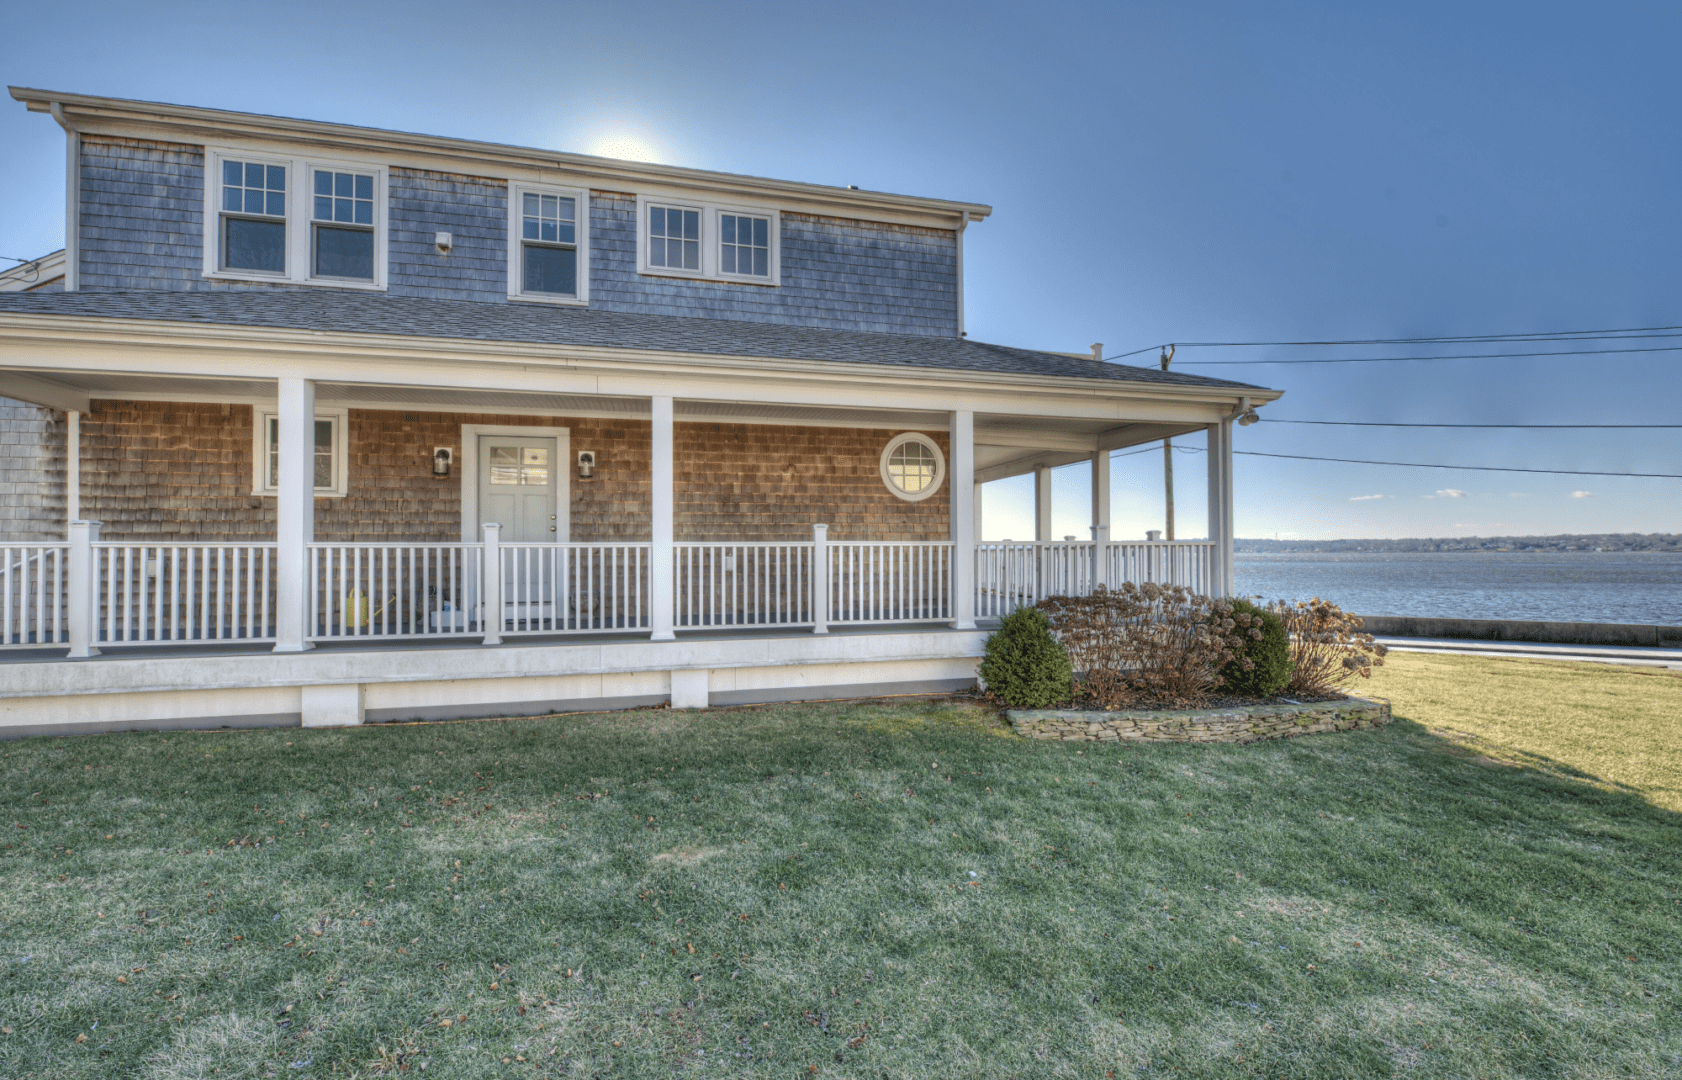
879;433;945;502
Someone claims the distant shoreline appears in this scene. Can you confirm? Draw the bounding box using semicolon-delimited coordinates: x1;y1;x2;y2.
1236;533;1680;554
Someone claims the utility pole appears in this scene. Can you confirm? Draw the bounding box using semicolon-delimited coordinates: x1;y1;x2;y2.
1160;345;1175;541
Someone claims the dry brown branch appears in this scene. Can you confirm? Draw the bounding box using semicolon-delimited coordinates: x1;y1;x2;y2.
1037;583;1247;708
1265;598;1388;694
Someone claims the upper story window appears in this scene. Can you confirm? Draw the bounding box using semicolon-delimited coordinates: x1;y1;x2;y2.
719;213;769;278
312;169;376;281
636;194;779;286
648;204;700;272
220;159;288;274
506;183;590;305
202;147;387;290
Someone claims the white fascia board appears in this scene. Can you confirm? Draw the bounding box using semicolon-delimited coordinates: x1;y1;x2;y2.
12;88;992;231
0;316;1277;421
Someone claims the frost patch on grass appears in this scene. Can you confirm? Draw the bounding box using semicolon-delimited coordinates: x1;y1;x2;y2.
651;846;725;865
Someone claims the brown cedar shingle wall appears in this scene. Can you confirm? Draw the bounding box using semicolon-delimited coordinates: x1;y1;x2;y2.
77;401;947;543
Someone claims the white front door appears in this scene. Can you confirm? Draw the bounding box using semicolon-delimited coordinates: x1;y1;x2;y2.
478;435;560;542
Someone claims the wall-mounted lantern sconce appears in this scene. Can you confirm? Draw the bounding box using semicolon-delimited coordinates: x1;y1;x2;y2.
577;450;596;480
433;447;453;478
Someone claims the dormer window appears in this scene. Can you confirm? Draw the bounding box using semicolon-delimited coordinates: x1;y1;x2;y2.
220;159;287;274
202;147;388;290
636;195;779;286
719;213;769;278
506;183;590;305
647;204;700;272
311;169;375;280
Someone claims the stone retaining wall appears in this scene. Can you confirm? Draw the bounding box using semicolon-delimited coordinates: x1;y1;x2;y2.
1005;697;1391;744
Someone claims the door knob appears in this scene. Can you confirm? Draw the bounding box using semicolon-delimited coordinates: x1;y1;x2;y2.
550;526;557;532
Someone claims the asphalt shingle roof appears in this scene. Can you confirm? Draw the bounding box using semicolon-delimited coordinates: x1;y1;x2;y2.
0;290;1266;391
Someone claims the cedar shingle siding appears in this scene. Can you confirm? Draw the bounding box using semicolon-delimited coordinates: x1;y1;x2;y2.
72;402;948;543
0;397;65;544
75;137;960;336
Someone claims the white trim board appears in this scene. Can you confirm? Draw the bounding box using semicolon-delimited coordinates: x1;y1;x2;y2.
459;423;569;542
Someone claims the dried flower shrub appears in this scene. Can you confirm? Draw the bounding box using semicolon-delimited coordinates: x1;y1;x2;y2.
1265;598;1388;694
1037;582;1248;708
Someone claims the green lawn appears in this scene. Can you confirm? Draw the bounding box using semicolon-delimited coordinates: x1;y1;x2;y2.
1;652;1678;1078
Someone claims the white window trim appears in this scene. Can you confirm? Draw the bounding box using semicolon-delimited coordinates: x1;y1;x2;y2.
506;182;590;306
252;406;350;498
879;432;946;502
202;146;389;291
635;193;780;287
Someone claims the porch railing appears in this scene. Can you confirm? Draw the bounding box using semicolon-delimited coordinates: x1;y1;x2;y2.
975;540;1218;616
309;543;485;641
675;543;814;628
95;543;277;643
499;542;651;634
0;544;68;648
29;524;1221;655
827;541;954;625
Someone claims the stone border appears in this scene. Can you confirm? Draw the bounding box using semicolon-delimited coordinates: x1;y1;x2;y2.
1005;696;1391;743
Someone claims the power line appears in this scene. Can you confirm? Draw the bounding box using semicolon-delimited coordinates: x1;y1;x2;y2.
1175;344;1682;365
1103;322;1682;361
1234;450;1681;478
1258;419;1682;429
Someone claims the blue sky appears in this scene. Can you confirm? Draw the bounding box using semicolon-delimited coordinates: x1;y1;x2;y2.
2;1;1678;541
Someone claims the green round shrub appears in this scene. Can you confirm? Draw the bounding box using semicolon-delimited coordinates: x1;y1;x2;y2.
979;605;1073;708
1218;599;1293;698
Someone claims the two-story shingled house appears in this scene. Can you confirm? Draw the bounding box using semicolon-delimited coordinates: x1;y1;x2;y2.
0;88;1277;737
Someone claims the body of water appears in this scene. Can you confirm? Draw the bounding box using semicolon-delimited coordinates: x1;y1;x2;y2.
1233;551;1682;625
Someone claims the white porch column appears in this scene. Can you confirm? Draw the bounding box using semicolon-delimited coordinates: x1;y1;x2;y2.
1206;420;1235;597
65;410;80;535
1090;449;1111;588
811;522;829;635
650;395;675;641
480;522;503;645
972;482;984;543
274;377;315;652
949;410;976;629
67;519;100;658
1033;465;1053;542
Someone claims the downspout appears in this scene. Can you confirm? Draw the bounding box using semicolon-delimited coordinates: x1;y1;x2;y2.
49;102;79;292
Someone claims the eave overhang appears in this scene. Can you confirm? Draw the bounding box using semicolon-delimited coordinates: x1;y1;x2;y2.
10;87;991;230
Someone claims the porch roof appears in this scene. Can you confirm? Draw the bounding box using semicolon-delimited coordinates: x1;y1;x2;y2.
0;290;1269;393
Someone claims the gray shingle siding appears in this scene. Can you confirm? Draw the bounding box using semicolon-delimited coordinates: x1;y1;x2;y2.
0;397;64;545
386;169;507;303
72;139;960;336
587;192;957;336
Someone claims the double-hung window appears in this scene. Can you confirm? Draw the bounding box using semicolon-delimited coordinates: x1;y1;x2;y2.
253;407;349;498
636;195;779;285
203;148;388;289
311;169;376;281
506;183;589;304
219;159;288;275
